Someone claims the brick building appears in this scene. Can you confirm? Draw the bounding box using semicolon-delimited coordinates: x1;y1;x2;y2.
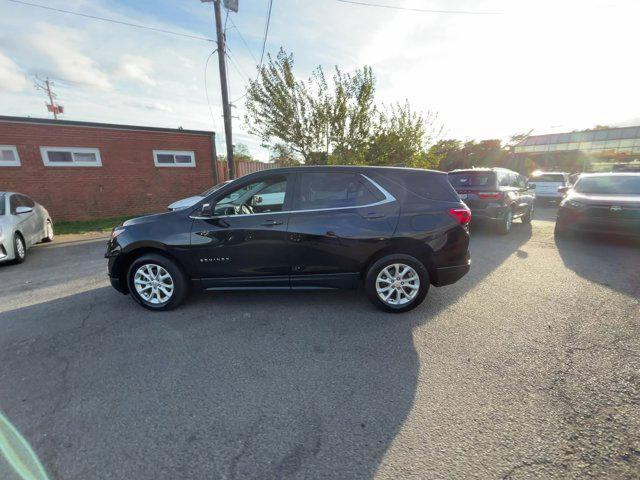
0;116;229;221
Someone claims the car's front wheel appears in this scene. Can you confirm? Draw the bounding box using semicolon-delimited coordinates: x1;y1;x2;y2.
126;254;188;311
497;208;514;235
13;233;26;264
521;204;534;224
365;254;429;313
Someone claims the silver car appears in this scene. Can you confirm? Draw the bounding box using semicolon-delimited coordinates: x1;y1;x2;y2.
0;192;54;264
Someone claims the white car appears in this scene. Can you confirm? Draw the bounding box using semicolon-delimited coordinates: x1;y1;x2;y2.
0;192;54;264
529;172;571;201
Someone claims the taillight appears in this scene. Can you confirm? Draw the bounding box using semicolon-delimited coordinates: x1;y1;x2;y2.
478;192;503;200
449;207;471;225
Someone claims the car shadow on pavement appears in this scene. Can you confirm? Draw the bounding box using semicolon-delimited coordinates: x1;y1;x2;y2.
555;233;640;298
0;224;532;480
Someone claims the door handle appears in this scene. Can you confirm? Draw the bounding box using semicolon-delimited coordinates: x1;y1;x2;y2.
364;212;385;219
261;219;283;226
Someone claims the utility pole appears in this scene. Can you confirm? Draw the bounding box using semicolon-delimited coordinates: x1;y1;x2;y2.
202;0;235;179
34;76;63;119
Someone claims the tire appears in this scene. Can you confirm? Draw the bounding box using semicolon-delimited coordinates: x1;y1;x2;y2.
365;254;430;313
13;233;26;264
126;253;188;311
496;208;514;235
521;203;533;224
42;219;54;242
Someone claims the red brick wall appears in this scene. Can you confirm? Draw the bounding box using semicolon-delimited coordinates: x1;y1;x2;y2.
0;120;216;221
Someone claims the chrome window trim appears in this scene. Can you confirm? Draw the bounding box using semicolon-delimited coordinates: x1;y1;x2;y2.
190;173;396;220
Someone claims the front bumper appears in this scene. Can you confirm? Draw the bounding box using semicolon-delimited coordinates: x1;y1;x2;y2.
0;239;13;263
432;259;471;287
557;209;640;237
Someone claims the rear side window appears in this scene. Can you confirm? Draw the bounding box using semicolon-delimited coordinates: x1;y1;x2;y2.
533;174;566;182
448;171;496;188
0;194;5;215
18;195;35;207
386;171;459;202
296;172;378;210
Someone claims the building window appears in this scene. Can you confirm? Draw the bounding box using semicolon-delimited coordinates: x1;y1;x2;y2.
0;146;20;166
153;150;196;167
41;147;102;167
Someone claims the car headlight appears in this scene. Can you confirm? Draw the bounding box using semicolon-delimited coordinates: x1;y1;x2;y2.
110;227;125;240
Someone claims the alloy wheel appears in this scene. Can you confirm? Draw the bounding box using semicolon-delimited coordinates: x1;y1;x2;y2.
16;236;25;259
375;263;420;306
134;264;174;305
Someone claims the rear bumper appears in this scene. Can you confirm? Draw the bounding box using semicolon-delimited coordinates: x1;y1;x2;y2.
432;260;470;287
469;205;509;222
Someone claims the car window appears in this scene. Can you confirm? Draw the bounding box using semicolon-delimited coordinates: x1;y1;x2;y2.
514;175;526;188
448;171;496;188
9;194;20;214
574;175;640;195
533;174;566;182
213;175;287;215
0;194;5;215
498;173;511;187
18;195;35;207
296;172;378;210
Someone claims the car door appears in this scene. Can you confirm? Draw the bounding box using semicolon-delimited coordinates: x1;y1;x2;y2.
19;195;42;244
513;174;532;214
189;172;294;289
10;195;36;246
286;171;399;289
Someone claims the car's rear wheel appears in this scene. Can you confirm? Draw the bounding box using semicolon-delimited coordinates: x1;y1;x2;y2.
497;208;513;235
13;233;26;264
365;254;429;313
42;219;54;242
126;254;187;311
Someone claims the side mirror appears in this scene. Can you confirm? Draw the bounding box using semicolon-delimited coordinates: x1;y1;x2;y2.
528;183;536;190
558;186;570;194
15;206;33;214
200;202;213;217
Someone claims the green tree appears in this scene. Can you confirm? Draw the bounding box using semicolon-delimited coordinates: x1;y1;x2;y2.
245;48;438;166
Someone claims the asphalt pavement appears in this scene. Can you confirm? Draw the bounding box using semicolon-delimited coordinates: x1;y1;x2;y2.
0;206;638;480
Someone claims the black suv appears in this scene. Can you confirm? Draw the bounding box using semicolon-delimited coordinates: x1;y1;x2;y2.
106;166;471;313
448;168;535;234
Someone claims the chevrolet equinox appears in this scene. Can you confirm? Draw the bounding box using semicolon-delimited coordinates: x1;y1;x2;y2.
106;166;471;313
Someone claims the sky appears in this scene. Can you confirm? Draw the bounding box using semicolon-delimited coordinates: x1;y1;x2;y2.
1;0;639;161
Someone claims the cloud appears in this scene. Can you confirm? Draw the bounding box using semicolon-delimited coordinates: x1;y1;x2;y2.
0;51;27;92
28;23;111;91
117;54;157;86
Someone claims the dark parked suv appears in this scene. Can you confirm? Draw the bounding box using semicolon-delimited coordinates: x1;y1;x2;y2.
448;168;535;234
106;166;471;313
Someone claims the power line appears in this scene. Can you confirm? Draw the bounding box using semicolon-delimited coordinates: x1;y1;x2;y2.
203;49;220;133
336;0;502;15
258;0;274;73
6;0;215;42
227;17;258;64
230;0;273;104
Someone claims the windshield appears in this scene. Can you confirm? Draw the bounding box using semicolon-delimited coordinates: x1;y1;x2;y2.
533;174;565;182
0;194;5;215
200;181;232;197
574;175;640;195
448;172;496;188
